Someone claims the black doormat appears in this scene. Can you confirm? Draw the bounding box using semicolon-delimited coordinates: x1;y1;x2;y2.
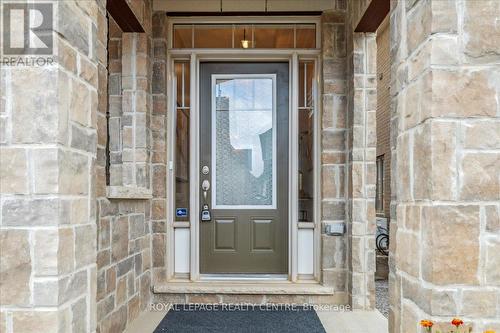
153;304;326;333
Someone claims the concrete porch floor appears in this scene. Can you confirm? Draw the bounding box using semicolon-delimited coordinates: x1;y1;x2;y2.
124;308;388;333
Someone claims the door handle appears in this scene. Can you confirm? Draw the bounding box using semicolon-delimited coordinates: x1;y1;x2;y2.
202;180;210;200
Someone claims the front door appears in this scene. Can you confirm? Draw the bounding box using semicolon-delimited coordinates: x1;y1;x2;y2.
199;62;289;274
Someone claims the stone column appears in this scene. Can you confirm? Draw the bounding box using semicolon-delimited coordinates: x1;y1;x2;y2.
390;0;500;332
320;7;349;302
0;1;105;332
151;11;168;284
345;0;378;310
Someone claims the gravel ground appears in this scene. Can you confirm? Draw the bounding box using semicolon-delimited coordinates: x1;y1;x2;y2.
376;279;389;318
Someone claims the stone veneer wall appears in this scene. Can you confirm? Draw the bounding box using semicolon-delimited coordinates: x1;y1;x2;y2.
345;0;378;310
95;1;164;333
389;0;500;332
0;1;106;331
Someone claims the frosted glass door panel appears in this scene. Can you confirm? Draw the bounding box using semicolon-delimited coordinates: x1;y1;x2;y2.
213;76;276;208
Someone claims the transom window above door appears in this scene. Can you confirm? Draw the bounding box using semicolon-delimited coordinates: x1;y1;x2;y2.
172;23;317;49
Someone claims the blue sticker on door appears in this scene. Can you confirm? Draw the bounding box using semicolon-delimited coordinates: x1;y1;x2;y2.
176;208;188;217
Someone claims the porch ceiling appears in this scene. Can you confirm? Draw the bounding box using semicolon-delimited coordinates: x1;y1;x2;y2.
153;0;335;12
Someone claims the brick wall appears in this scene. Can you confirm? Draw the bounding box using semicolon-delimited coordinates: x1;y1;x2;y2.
375;17;391;219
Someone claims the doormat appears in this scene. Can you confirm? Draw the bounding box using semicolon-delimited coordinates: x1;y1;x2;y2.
153;304;326;333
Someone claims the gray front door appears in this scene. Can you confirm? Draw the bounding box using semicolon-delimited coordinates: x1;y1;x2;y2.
199;62;289;274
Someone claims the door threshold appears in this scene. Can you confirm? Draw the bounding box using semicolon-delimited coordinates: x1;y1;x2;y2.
200;274;288;281
153;281;335;295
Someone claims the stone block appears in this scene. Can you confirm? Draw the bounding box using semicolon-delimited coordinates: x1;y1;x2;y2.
12;311;59;333
68;197;89;225
464;121;500;150
431;0;457;33
79;57;98;88
117;257;134;277
112;216;129;262
422;205;480;285
406;0;430;54
322;165;341;199
151;199;166;220
99;305;127;333
152;233;166;267
323;59;345;81
401;302;419;333
430;121;457;200
413;123;431;200
57;38;77;73
322;235;345;269
430;36;459;66
97;294;115;323
324;269;346;291
129;214;145;239
97;250;110;271
152;62;165;94
75;224;96;268
460;153;500;201
98;218;111;249
485;205;500;233
33;229;59;276
0;147;28;194
463;0;500;62
59;149;89;195
140;273;151;310
33;278;59;306
128;295;141;323
59;270;87;304
70;124;97;154
71;297;87;333
11;68;59;143
485;239;500;286
396;231;420;277
2;198;65;226
396;133;411;201
0;230;31;305
404;205;420;232
58;227;75;274
57;2;89;56
32;148;58;194
462;289;497;318
321;200;345;221
70;80;91;126
430;289;458;316
152;165;166;197
116;277;127;305
431;69;497;118
108;74;121;96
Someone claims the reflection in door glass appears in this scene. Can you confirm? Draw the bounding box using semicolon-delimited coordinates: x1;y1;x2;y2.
214;77;275;207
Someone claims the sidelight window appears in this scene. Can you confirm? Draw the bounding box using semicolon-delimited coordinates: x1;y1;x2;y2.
298;60;315;223
174;61;191;221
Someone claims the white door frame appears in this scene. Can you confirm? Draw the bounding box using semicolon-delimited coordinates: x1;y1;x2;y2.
165;16;322;284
